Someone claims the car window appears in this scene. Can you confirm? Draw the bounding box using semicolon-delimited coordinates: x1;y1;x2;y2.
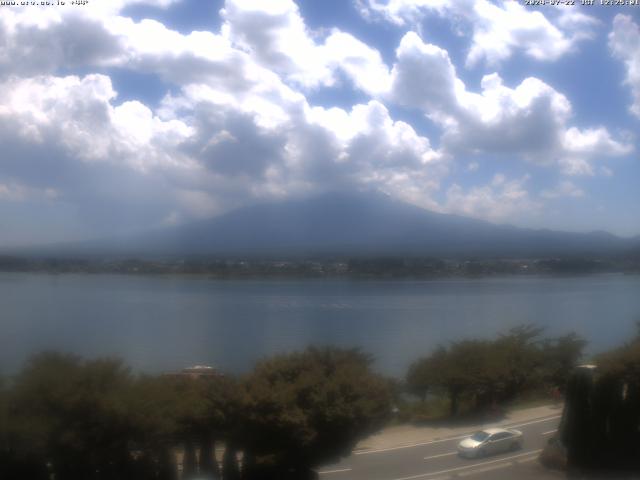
470;431;490;442
491;432;511;440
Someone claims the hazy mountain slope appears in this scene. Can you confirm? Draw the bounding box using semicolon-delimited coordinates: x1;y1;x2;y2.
88;190;634;257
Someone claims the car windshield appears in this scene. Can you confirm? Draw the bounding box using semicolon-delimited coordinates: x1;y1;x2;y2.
470;431;490;442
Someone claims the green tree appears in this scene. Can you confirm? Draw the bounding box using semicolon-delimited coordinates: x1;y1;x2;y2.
408;341;506;416
493;325;544;401
406;326;564;417
444;340;505;415
7;352;141;480
560;328;639;475
131;372;242;480
406;347;443;402
541;332;586;392
240;347;392;479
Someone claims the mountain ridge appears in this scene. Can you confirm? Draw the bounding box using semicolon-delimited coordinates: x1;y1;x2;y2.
8;190;639;258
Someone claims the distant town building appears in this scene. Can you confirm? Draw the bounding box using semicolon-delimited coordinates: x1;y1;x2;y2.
165;365;223;379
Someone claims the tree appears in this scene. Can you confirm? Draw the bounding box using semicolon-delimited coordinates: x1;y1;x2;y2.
130;372;242;480
239;347;392;479
7;352;141;480
443;340;506;415
406;326;571;417
493;325;545;401
408;341;506;416
561;329;640;476
541;332;586;393
406;347;444;402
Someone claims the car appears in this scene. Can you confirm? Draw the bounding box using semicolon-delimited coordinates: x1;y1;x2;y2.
457;428;524;458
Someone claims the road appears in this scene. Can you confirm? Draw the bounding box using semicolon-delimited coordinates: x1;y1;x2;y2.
317;414;562;480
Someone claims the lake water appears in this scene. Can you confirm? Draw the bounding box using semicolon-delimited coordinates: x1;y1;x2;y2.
1;273;639;377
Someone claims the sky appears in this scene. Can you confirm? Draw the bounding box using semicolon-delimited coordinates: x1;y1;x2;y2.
0;0;639;247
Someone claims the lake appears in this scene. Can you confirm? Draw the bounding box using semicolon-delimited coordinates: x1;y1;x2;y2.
1;273;639;377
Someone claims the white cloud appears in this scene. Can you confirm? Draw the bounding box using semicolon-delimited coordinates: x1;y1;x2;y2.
220;0;332;88
609;15;640;118
541;180;585;199
166;82;445;208
0;65;444;235
389;32;632;175
0;1;186;77
358;0;598;66
318;101;446;209
0;0;391;98
0;0;631;240
0;74;193;169
221;0;390;93
0;73;207;234
444;174;539;222
0;182;58;203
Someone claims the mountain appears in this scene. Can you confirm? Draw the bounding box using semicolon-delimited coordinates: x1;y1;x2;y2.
50;190;637;258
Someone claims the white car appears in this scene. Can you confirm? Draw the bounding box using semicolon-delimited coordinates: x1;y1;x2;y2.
457;428;524;458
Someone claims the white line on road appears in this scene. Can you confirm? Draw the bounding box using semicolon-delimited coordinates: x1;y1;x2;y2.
355;415;560;456
458;453;540;476
390;449;543;480
516;455;539;464
504;415;561;430
541;429;557;435
424;451;458;461
457;462;511;476
317;468;353;475
355;435;471;455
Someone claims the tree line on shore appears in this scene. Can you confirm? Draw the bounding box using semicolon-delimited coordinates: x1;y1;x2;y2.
405;325;585;418
0;348;391;480
1;325;638;480
2;255;639;277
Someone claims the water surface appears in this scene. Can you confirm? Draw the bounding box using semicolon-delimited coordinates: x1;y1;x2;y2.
1;273;638;376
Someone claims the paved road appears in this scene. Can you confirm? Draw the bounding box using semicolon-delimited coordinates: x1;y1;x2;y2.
317;414;562;480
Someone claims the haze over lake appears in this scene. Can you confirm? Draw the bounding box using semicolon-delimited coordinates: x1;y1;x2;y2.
1;272;639;377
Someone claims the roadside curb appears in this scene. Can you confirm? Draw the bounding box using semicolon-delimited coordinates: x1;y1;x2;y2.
354;408;562;455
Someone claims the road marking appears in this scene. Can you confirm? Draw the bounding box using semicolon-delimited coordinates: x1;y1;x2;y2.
355;434;470;455
457;462;511;476
389;449;542;480
424;451;458;460
318;468;353;475
516;455;539;464
504;415;561;429
356;414;560;456
541;429;557;435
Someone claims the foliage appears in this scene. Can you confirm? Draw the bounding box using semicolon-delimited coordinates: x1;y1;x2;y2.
240;347;392;477
406;326;585;417
541;333;587;392
561;327;640;475
0;348;392;480
3;352;140;480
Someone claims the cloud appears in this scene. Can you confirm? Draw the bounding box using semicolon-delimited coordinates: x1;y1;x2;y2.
541;180;585;199
388;32;632;175
165;81;445;207
314;101;446;209
0;0;391;98
0;74;193;169
0;11;120;77
0;1;186;77
221;0;390;93
609;15;640;118
0;73;203;234
0;0;632;242
0;64;443;238
357;0;598;66
444;174;539;222
0;182;58;203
